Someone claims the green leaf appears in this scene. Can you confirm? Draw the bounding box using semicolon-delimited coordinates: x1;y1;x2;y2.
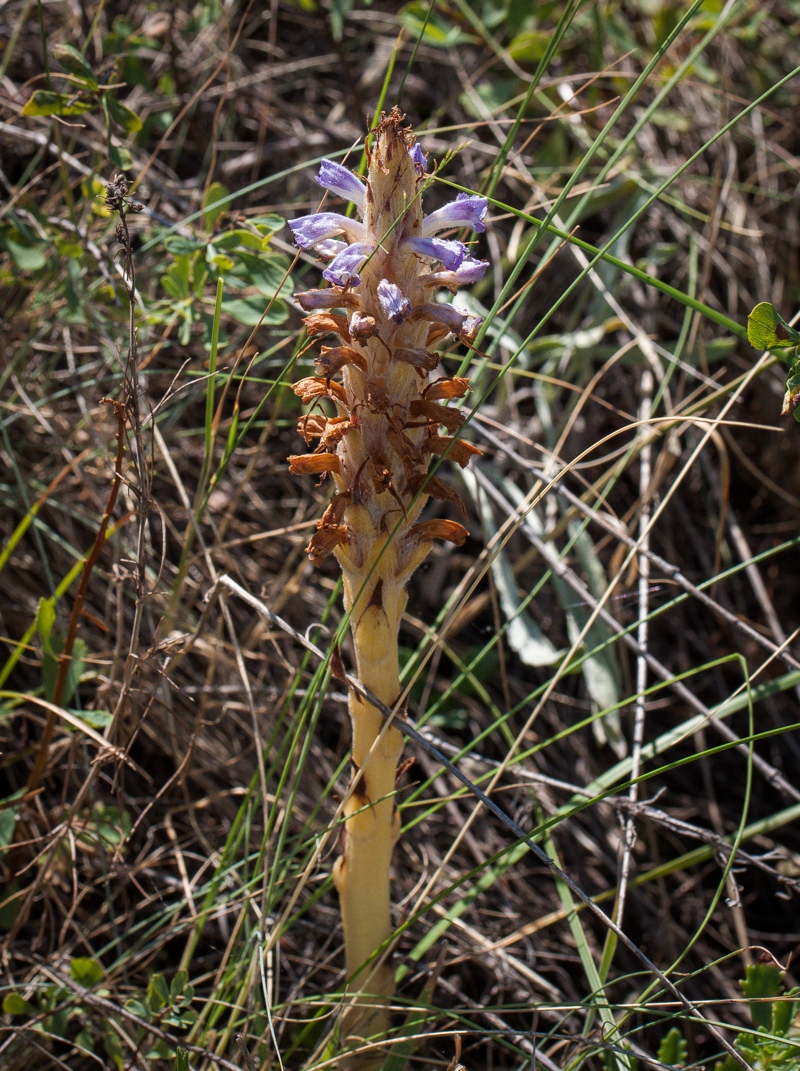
147;973;169;1014
104;1026;125;1070
203;182;229;231
70;957;104;986
170;969;189;1000
508;28;550;63
52;43;98;85
0;880;20;930
4;236;48;271
782;356;800;419
177;1049;190;1071
164;236;203;256
105;96;143;133
658;1027;687;1066
772;988;799;1036
3;992;30;1015
232;250;293;298
399;2;476;46
22;90;93;117
214;228;264;251
70;708;113;729
124;997;149;1020
747;302;800;350
741;963;783;1030
108;144;134;171
0;807;17;849
220;295;288;326
250;214;286;234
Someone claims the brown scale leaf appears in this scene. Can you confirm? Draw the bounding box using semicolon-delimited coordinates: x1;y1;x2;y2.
288;452;341;475
409;518;469;546
292;376;347;404
320;492;350;529
303;311;350;341
429;435;482;467
426;376;470;401
394;346;441;371
407;473;467;516
297;413;328;443
306;525;348;566
315;346;368;377
409;398;465;433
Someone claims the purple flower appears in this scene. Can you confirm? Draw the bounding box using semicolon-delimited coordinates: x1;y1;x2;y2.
421;193;488;236
403;236;469;270
423;256;489;288
413;301;483;342
408;143;427;172
289;212;365;250
315;159;367;211
315;239;347;259
377;280;411;324
295;288;358;311
322;242;373;286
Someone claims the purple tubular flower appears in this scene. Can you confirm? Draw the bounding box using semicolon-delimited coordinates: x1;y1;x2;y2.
412;302;484;342
315;159;367;211
422;256;490;288
289;212;365;249
377;280;411;324
408;143;427;171
322;242;373;286
315;239;347;259
403;236;469;270
421;192;488;236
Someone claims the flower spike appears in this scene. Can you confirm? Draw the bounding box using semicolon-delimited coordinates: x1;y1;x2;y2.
287;107;487;1062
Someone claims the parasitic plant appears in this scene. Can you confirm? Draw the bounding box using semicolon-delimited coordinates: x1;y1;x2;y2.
287;108;488;1053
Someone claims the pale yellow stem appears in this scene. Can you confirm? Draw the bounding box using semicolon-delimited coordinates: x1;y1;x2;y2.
333;560;407;1058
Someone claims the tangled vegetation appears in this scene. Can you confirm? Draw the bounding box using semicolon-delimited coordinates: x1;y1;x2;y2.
1;1;800;1070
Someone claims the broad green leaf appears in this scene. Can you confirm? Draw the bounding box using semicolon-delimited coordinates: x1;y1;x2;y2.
177;1050;190;1071
71;708;113;729
70;957;104;987
106;96;143;133
658;1027;687;1066
2;992;29;1015
508;28;550;62
104;1026;125;1070
124;997;149;1020
250;214;285;233
747;302;800;351
214;228;264;251
170;968;189;999
164;235;203;256
203;181;229;231
221;295;288;326
147;973;169;1013
741;963;782;1030
108;144;134;171
22;90;93;117
772;987;799;1036
52;43;97;85
4;237;47;271
232;250;293;297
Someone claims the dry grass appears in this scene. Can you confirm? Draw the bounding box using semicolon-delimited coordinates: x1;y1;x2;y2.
2;1;800;1069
